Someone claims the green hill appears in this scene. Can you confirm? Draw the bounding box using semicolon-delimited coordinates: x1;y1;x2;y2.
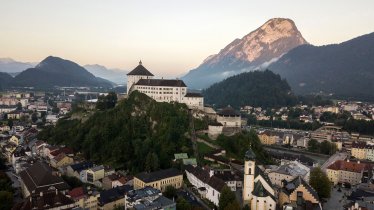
203;70;297;108
38;91;192;172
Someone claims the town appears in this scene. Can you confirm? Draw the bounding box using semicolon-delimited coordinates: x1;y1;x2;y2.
0;61;373;210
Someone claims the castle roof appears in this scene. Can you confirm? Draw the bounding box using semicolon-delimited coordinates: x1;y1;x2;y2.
135;79;186;87
218;106;240;117
127;61;154;76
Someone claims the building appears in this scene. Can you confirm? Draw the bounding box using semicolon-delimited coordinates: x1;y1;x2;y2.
258;131;283;145
243;149;276;210
278;176;322;210
185;165;226;206
351;141;374;161
216;106;241;128
50;153;74;168
125;186;176;210
81;165;105;184
326;160;368;185
102;173;129;190
19;162;70;197
268;160;310;187
127;61;204;109
68;186;100;210
66;161;94;178
98;185;132;210
12;190;76;210
134;168;183;192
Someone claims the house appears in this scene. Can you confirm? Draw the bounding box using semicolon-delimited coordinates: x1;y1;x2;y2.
98;185;132;210
326;160;368;185
243;149;276;210
102;173;130;190
268;160;310;187
125;186;176;210
19;162;70;197
127;61;204;109
185;165;226;206
258;130;283;145
50;153;74;169
80;165;105;185
68;186;100;210
210;170;243;191
278;176;322;210
134;168;183;192
66;161;94;178
12;190;76;210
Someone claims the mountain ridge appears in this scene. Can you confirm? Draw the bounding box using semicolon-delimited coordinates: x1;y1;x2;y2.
182;18;307;89
269;32;374;100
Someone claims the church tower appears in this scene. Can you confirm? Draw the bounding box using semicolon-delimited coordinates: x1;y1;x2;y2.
126;60;154;94
243;149;256;204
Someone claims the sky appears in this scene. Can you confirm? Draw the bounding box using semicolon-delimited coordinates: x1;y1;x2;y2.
1;0;374;76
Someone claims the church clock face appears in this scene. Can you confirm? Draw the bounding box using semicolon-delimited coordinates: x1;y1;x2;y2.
248;162;252;167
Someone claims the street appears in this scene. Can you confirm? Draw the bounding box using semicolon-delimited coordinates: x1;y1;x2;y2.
321;152;348;172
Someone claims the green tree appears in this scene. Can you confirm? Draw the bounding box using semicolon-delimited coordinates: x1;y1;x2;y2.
308;139;320;153
163;186;177;199
309;167;331;198
7;119;13;128
242;204;251;210
145;153;160;172
219;186;237;210
176;198;192;210
96;92;118;110
320;141;337;155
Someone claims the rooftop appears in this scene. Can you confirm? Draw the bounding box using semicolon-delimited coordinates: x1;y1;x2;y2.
127;61;154;76
327;160;366;173
135;78;187;87
135;168;182;183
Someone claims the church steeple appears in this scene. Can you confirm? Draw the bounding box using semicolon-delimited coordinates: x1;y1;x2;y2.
139;60;142;65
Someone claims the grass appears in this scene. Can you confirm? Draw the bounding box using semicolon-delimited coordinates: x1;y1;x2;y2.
197;142;214;156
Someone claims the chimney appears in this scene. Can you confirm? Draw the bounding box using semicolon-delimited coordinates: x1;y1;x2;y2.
40;192;43;197
347;159;350;162
209;169;214;177
358;160;360;164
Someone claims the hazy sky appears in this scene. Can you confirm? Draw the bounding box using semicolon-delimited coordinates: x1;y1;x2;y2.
1;0;373;76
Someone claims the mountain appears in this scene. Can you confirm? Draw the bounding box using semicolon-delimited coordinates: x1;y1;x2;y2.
84;64;127;85
269;32;374;101
0;58;36;73
182;18;307;89
0;72;13;90
12;56;113;88
202;70;297;108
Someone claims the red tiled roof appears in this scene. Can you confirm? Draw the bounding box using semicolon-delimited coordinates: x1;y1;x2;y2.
68;187;85;200
50;147;74;157
327;160;366;173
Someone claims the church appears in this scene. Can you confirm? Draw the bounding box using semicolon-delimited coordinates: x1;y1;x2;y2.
243;149;276;210
126;61;204;109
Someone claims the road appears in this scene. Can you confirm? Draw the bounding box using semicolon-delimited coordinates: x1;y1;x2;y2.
321;152;348;172
183;186;212;210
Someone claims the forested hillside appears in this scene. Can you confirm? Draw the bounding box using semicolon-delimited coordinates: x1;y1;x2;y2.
203;70;297;108
38;91;192;172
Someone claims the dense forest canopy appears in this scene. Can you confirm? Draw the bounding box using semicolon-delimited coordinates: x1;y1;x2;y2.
202;70;298;109
38;91;193;173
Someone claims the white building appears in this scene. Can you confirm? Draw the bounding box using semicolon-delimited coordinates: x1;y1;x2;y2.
126;61;204;109
185;165;226;206
243;149;276;210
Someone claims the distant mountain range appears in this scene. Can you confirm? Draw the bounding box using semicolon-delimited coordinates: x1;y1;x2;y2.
269;32;374;100
84;64;127;85
203;70;297;108
0;58;37;73
182;18;307;89
0;56;114;89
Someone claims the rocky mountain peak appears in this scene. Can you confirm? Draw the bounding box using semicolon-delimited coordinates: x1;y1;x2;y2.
202;18;307;66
